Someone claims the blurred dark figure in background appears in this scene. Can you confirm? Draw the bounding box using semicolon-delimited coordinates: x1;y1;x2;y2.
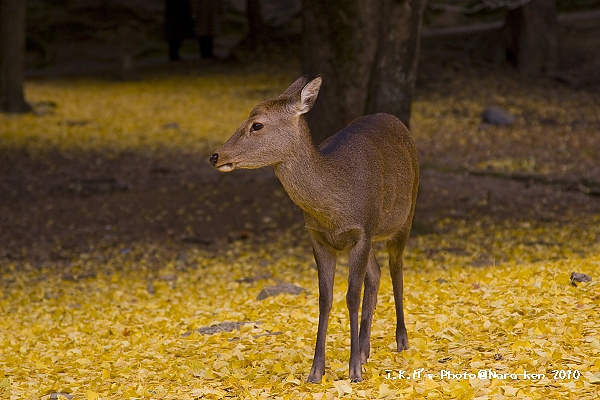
164;0;194;61
192;0;220;58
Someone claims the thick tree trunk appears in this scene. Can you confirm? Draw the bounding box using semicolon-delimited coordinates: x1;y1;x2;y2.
505;0;559;75
366;0;425;125
302;0;379;144
0;0;32;113
247;0;262;51
302;0;425;144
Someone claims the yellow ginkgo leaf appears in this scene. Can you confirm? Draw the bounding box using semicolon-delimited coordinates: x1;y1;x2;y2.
86;390;99;400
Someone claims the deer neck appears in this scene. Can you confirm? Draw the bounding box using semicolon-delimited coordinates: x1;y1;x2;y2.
273;121;337;225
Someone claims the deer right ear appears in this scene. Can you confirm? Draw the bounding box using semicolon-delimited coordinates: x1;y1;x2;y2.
297;75;322;115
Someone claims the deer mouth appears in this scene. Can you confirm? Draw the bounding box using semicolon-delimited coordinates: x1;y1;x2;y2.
210;153;236;172
215;163;235;172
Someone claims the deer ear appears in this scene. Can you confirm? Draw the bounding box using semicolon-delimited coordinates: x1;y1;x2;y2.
297;75;322;115
279;75;309;98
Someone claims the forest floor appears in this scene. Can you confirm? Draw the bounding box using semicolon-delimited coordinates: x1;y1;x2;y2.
1;13;600;400
3;14;600;263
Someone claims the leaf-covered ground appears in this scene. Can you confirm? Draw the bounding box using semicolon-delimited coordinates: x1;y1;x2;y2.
2;38;600;400
1;217;599;399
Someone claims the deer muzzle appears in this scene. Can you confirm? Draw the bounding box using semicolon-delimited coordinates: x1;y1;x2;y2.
209;153;235;172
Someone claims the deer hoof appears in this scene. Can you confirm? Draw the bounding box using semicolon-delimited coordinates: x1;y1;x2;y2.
397;327;409;351
307;368;324;383
350;373;363;382
349;364;363;382
397;337;409;352
360;349;370;364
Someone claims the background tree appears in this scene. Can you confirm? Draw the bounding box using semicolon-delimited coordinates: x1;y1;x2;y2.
505;0;559;74
302;0;426;144
192;0;220;58
0;0;32;113
427;0;560;75
164;0;195;61
247;0;262;51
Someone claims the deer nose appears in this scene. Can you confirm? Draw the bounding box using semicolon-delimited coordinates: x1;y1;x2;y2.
209;153;218;167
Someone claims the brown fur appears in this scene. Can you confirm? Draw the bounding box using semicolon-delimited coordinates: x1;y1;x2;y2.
211;76;419;383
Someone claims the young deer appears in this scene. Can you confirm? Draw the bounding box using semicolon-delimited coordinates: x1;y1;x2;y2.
209;76;419;383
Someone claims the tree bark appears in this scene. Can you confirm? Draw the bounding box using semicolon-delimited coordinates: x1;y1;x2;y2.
247;0;262;51
302;0;425;144
302;0;378;144
366;0;425;124
0;0;32;113
505;0;559;75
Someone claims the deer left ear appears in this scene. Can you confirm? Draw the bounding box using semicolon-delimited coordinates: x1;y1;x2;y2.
279;75;309;98
297;75;322;115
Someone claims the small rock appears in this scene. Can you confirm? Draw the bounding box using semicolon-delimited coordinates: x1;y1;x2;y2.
45;291;59;300
64;119;91;126
470;254;499;267
162;122;179;129
182;321;262;337
159;274;177;282
482;106;516;126
49;393;74;400
570;272;592;286
257;282;306;300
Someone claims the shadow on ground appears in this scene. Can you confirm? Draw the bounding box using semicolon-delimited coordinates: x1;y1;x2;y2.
1;143;599;264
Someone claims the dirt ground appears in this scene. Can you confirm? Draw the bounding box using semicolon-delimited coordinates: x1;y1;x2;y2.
1;15;600;265
2;147;599;263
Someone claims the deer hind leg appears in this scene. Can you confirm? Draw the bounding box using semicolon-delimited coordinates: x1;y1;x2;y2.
388;230;410;351
359;247;381;365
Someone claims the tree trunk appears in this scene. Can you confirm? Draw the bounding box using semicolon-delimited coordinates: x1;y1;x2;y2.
505;0;559;75
366;0;425;124
247;0;262;51
0;0;32;113
302;0;425;144
302;0;378;144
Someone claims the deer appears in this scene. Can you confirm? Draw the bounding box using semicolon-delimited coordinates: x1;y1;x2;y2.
209;75;419;383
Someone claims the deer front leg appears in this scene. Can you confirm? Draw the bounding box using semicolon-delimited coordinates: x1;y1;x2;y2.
347;237;372;382
307;234;337;383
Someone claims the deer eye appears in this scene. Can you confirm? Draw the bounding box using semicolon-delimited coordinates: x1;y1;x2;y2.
251;122;264;132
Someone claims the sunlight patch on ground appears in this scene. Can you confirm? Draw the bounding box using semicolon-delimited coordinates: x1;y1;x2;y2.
1;73;293;157
1;216;599;399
